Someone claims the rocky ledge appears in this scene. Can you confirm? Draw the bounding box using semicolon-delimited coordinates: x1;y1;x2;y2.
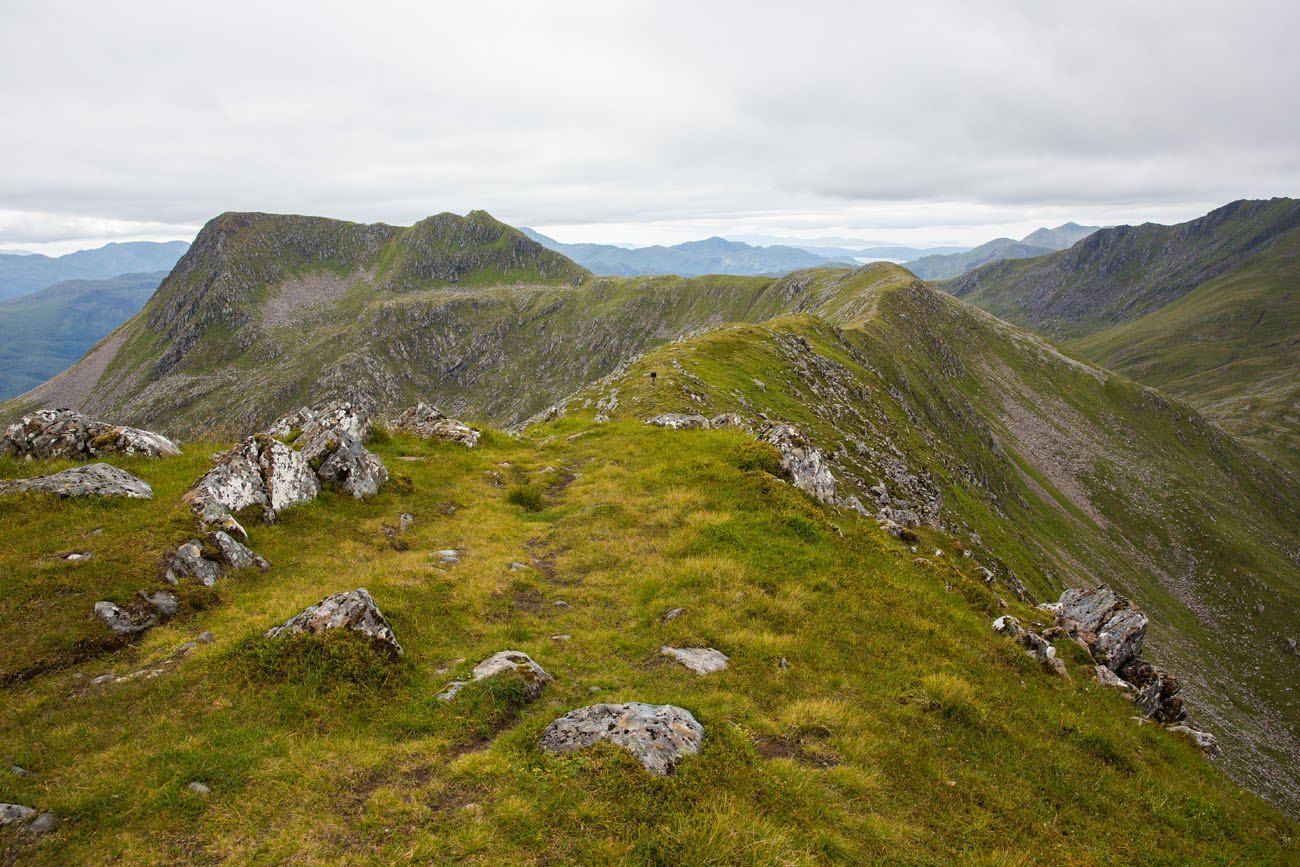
4;409;178;460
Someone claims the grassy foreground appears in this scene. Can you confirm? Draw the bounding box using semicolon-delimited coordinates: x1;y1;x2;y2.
0;421;1295;864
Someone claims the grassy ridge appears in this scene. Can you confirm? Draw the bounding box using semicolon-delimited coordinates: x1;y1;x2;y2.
0;424;1293;863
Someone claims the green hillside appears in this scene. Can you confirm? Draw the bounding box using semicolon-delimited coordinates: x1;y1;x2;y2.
0;272;165;400
0;416;1294;863
944;198;1300;467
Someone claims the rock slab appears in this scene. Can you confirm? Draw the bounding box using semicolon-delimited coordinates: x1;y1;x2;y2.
539;702;704;775
0;463;152;499
4;409;178;460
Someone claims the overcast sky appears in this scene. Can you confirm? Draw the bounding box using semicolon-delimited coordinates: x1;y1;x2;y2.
2;0;1298;253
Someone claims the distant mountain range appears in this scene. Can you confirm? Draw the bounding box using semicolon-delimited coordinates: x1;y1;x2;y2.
946;198;1300;468
520;229;857;276
0;272;165;400
907;222;1099;280
0;240;188;300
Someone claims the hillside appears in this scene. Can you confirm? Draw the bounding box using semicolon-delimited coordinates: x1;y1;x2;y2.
1;357;1296;859
0;242;188;300
0;272;165;400
906;223;1099;281
945;198;1300;466
520;229;855;276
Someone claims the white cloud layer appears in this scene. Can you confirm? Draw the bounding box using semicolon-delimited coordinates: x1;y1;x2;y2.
2;0;1298;251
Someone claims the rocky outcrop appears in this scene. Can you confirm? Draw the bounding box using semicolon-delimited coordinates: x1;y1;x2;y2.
645;413;710;430
1056;585;1148;672
3;409;179;460
991;615;1067;677
437;650;553;701
265;588;403;657
184;435;319;522
1168;725;1221;757
660;646;729;675
93;590;178;636
277;402;388;499
0;463;153;499
164;533;268;586
759;423;837;505
539;702;704;775
390;402;481;447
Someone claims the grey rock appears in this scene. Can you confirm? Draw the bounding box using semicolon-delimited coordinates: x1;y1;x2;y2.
4;408;178;460
138;589;179;619
186;781;211;795
93;600;154;636
470;650;553;700
758;423;837;506
660;646;729;675
9;766;32;779
1168;725;1220;757
552;600;570;609
540;702;704;775
709;413;749;430
390;402;481;447
164;539;223;586
991;615;1023;638
91;674;115;685
1019;631;1068;678
1056;585;1148;672
1094;664;1132;691
0;804;36;825
211;530;270;572
28;812;58;834
196;631;216;644
645;413;710;430
1120;659;1185;723
0;463;153;499
185;435;319;521
265;588;402;656
661;607;685;623
508;561;529;571
399;512;415;533
304;430;388;499
435;549;460;565
551;634;571;642
61;551;92;561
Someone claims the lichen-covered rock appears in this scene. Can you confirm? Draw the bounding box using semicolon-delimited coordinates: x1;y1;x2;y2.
539;702;704;775
3;409;179;460
645;413;710;430
211;530;270;571
439;650;553;701
1119;659;1186;723
0;463;153;499
0;803;36;825
313;435;388;498
390;402;481;447
265;588;402;656
758;423;837;505
164;539;223;586
1056;585;1148;672
93;601;153;636
184;436;319;522
139;589;179;619
660;646;729;674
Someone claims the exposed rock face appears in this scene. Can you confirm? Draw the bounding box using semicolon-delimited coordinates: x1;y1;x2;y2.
439;650;553;701
390;402;481;447
0;463;153;499
1056;586;1148;672
660;646;729;674
709;413;749;430
645;413;711;430
184;435;319;522
3;409;179;460
539;702;704;775
759;423;836;505
265;588;403;656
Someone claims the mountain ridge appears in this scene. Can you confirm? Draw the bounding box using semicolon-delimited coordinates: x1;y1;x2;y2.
0;241;188;300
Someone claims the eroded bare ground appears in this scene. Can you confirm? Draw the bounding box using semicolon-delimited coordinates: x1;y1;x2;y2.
15;327;129;411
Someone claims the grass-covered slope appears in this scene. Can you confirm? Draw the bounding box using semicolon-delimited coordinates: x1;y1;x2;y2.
1;423;1294;863
0;272;165;400
944;197;1300;467
560;280;1300;816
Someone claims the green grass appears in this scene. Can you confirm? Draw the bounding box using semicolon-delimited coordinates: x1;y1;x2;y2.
0;411;1295;863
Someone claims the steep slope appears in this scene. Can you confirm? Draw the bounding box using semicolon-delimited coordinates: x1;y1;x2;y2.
556;279;1300;814
0;272;165;400
1;210;918;437
907;223;1098;281
520;229;854;276
945;198;1300;466
0;241;188;300
0;415;1294;861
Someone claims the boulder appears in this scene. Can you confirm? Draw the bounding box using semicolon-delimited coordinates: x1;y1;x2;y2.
4;409;178;460
164;540;223;586
272;401;370;446
211;531;270;572
313;435;388;498
539;702;705;775
184;436;319;522
1094;664;1132;691
138;590;179;619
265;588;403;656
1018;630;1068;678
1167;725;1220;757
660;646;729;674
1055;585;1148;672
645;413;710;430
439;650;553;701
0;804;37;825
758;423;836;505
28;812;58;834
390;402;481;447
0;463;153;499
